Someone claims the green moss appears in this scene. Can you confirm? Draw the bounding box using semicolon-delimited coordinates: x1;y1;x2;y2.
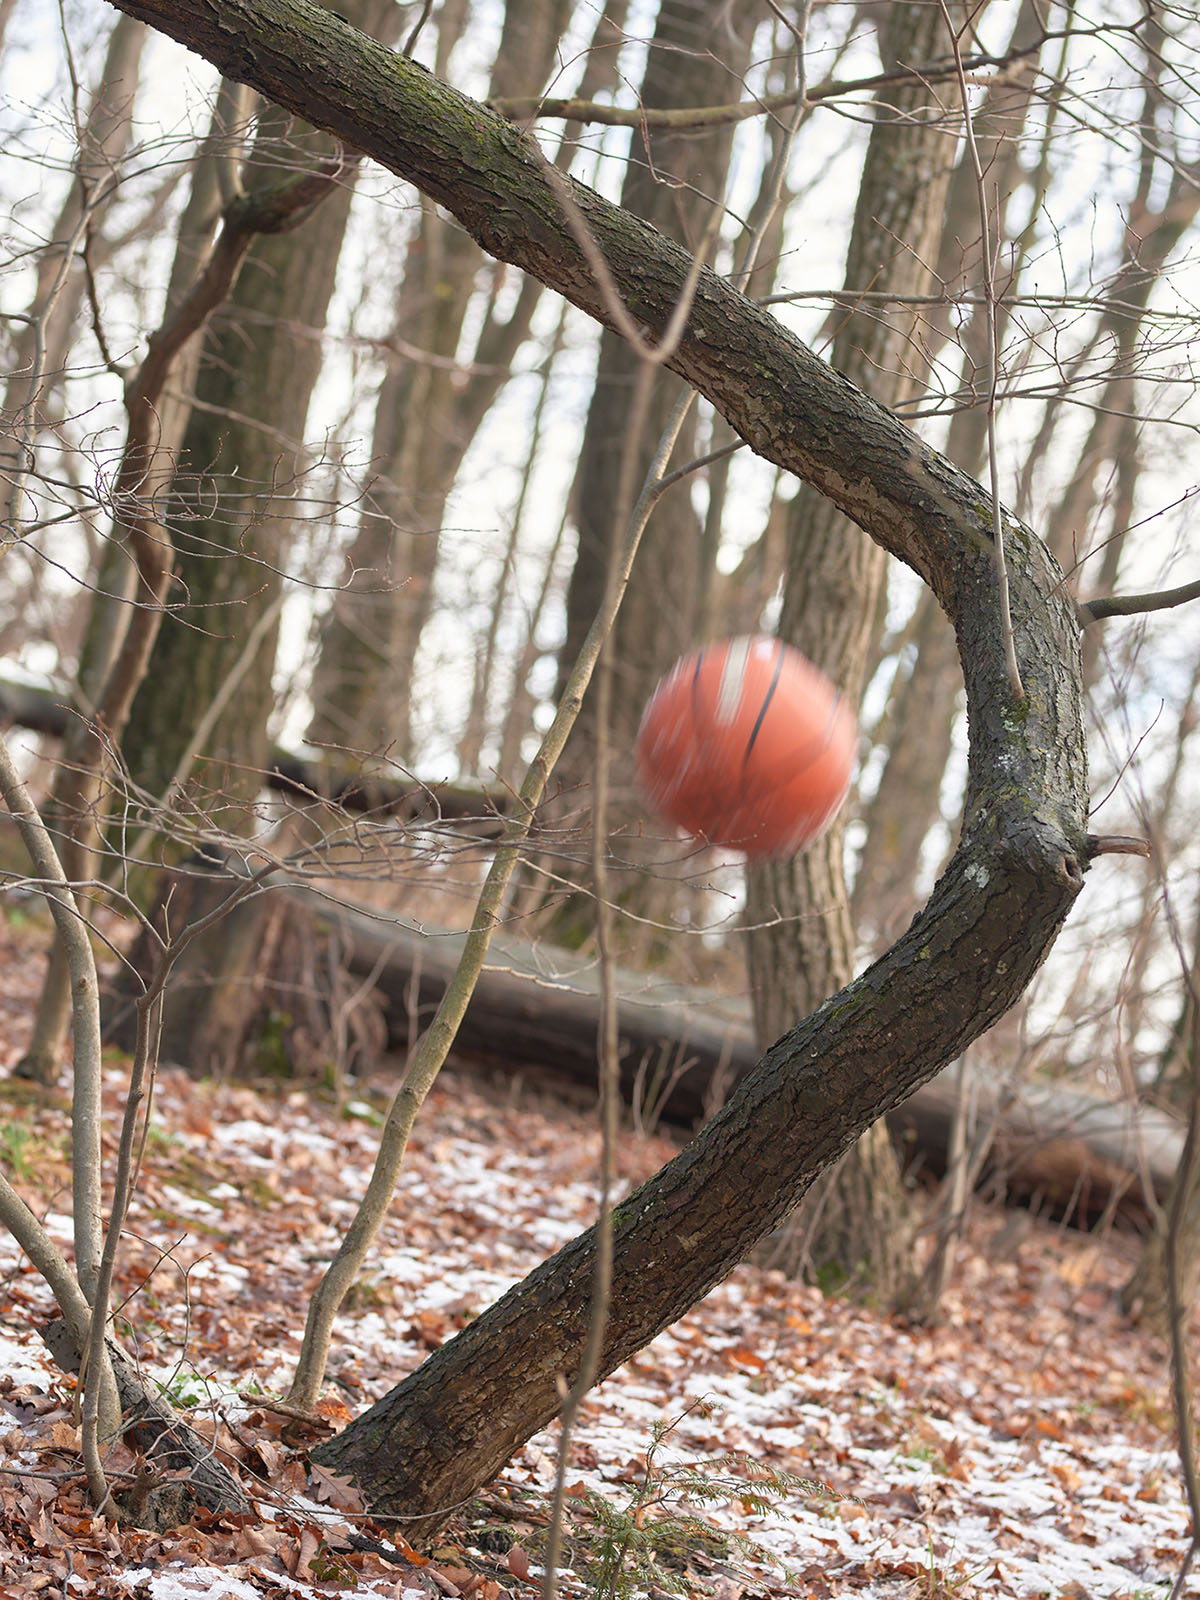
1001;690;1034;729
254;1009;294;1077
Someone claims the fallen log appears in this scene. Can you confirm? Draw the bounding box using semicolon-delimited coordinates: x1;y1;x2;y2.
0;677;505;830
297;889;1181;1228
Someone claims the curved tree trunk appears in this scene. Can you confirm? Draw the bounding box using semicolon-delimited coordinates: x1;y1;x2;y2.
96;0;1091;1535
743;1;958;1303
852;0;1046;949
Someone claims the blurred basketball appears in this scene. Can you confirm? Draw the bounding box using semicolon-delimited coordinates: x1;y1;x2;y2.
634;635;856;859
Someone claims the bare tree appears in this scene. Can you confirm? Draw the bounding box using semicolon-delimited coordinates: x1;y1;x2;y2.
548;0;754;857
5;0;1200;1548
13;61;360;1081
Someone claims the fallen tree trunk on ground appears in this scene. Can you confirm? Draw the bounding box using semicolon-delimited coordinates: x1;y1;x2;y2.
301;889;1179;1227
0;679;505;831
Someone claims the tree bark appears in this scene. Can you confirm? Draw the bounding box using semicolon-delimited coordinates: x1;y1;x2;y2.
42;1318;252;1520
852;0;1044;949
101;0;1091;1534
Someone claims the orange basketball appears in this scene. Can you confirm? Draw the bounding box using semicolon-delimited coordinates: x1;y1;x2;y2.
634;635;856;859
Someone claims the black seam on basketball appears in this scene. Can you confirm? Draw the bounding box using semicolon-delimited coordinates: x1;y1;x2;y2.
742;641;786;767
690;648;708;735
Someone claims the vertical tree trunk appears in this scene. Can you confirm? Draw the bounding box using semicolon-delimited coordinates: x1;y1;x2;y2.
101;1;403;1074
120;0;400;824
306;0;580;765
1;15;147;467
13;47;250;1087
536;0;753;943
744;1;958;1305
1122;952;1200;1332
557;0;752;756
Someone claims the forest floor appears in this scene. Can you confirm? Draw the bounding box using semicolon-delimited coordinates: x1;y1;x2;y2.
0;916;1195;1600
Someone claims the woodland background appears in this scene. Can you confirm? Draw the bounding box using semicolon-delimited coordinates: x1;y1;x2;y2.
1;0;1200;1593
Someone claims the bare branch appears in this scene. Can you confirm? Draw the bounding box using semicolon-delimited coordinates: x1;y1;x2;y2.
489;28;1131;130
1086;833;1153;859
1079;577;1200;625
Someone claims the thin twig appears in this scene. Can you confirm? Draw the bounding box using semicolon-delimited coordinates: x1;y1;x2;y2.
733;0;812;292
401;0;433;56
489;29;1112;129
534;147;720;360
1085;833;1151;858
1151;885;1200;1599
4;186;112;534
0;734;119;1501
122;587;288;865
0;739;104;1301
80;992;164;1519
539;378;696;1600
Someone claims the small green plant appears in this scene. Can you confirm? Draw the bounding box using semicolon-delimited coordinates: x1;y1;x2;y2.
255;1009;295;1077
1;900;35;932
341;1097;383;1127
919;1531;989;1598
153;1365;216;1410
901;1438;949;1475
569;1400;844;1600
343;1274;392;1311
813;1259;851;1297
0;1116;64;1182
308;1540;359;1583
0;1120;36;1180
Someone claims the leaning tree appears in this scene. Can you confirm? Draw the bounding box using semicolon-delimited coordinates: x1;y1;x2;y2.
81;0;1148;1533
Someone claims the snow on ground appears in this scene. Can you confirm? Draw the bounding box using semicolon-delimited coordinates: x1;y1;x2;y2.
0;1050;1195;1599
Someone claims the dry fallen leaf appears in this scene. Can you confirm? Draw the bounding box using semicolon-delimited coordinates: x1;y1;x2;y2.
309;1459;365;1511
505;1542;531;1581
